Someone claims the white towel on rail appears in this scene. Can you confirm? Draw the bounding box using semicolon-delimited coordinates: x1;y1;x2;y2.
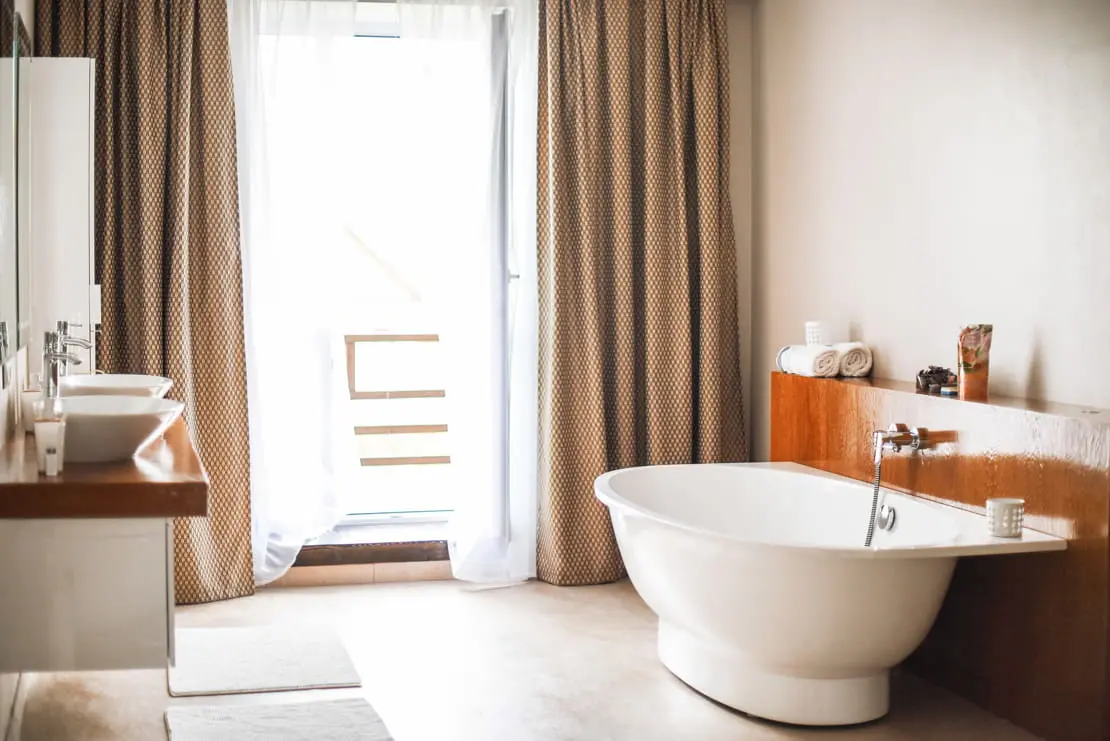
834;342;873;377
776;345;840;378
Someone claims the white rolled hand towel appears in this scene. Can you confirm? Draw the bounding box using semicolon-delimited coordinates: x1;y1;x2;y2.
834;342;873;377
776;345;840;378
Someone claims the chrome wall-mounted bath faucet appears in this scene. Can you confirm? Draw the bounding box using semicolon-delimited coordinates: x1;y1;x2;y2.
872;423;929;463
865;424;930;546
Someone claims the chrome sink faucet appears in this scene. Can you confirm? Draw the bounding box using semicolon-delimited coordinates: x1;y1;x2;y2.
0;321;8;389
55;320;92;377
42;330;82;403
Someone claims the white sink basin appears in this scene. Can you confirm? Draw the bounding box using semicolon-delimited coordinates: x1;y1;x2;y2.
60;396;185;463
60;374;173;398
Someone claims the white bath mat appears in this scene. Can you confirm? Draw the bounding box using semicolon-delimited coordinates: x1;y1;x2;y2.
168;626;362;697
165;698;392;740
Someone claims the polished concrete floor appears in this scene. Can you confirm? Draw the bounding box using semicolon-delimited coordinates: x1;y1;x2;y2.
11;580;1040;740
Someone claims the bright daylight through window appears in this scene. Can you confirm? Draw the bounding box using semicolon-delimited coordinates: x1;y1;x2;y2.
257;5;502;520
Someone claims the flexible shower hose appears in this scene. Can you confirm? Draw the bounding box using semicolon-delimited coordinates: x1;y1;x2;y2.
863;455;882;547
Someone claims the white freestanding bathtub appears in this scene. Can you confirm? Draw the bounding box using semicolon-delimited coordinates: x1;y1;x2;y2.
595;462;1066;726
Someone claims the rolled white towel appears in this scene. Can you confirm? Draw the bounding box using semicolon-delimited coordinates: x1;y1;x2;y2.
834;342;873;377
777;344;840;378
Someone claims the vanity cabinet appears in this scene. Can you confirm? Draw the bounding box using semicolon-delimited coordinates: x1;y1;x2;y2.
0;420;206;672
0;518;173;670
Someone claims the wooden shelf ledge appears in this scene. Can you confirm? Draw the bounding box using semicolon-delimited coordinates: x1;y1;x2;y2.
823;374;1110;423
0;419;209;519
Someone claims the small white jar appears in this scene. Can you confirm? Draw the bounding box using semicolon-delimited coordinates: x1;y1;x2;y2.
804;321;824;346
986;498;1024;538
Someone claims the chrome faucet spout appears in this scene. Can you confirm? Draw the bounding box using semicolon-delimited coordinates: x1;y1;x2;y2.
54;320;92;376
42;331;82;402
0;321;8;389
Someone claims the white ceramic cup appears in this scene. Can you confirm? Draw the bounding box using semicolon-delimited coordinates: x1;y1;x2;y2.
987;498;1024;538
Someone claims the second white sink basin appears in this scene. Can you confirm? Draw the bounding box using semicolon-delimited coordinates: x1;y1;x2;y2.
60;396;185;463
60;374;174;398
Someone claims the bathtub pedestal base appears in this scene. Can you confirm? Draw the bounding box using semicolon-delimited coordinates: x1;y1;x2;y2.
658;621;889;726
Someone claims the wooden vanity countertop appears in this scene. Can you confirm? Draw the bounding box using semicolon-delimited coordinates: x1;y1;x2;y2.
0;419;208;518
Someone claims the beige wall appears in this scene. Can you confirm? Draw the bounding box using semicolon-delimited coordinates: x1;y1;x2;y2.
727;0;754;454
750;0;1110;459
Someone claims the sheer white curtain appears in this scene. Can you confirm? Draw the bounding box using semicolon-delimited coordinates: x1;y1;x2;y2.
397;0;538;584
229;0;360;585
229;0;538;586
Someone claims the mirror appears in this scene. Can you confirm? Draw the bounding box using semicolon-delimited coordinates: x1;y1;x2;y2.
0;1;16;388
15;9;28;353
0;4;27;394
0;3;27;393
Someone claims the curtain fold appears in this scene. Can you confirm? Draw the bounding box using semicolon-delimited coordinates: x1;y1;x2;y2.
537;0;746;586
396;0;539;584
228;0;360;586
37;0;254;604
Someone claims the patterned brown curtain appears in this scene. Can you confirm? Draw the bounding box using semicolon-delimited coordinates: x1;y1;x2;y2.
537;0;746;586
37;0;253;604
0;4;30;56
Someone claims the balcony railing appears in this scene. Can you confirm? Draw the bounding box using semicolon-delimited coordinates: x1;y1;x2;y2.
344;333;452;515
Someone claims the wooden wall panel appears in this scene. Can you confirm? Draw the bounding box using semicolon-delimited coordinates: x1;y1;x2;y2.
770;372;1110;741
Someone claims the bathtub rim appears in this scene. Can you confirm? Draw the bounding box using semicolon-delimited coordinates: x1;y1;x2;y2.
595;461;1065;560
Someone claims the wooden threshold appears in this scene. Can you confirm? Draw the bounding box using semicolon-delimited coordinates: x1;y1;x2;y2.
295;540;449;567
